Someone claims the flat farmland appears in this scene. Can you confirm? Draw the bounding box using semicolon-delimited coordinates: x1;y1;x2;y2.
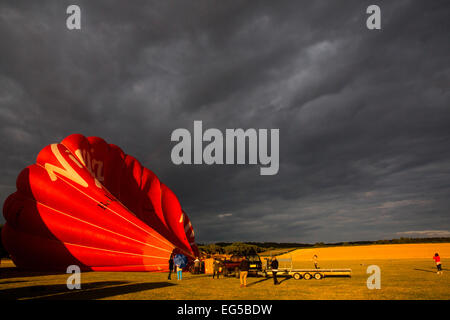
277;243;450;262
1;256;448;300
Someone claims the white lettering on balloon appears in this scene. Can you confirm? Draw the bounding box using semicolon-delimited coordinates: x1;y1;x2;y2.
44;144;105;189
44;144;88;188
74;149;104;188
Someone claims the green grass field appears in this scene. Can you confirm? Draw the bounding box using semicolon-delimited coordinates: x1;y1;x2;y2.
0;258;448;300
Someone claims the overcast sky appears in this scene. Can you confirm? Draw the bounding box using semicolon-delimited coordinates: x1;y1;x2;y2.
1;0;449;243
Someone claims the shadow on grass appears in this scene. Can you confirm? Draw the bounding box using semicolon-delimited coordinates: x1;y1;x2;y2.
246;278;270;287
0;281;176;300
278;277;292;284
0;280;28;285
0;267;66;280
246;275;293;287
413;268;443;273
178;274;217;281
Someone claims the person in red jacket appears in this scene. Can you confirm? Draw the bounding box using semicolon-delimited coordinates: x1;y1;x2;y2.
433;253;442;275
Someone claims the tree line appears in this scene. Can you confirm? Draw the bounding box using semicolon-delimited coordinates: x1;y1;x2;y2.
198;237;450;255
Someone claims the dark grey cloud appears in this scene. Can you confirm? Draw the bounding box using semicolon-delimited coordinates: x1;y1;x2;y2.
1;0;449;243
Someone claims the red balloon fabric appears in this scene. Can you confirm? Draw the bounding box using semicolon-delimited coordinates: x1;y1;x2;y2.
2;134;199;271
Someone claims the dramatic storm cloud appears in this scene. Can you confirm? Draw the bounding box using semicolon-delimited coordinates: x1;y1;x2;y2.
1;0;449;243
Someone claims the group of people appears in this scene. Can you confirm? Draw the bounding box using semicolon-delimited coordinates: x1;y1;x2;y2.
211;257;251;287
168;255;202;280
168;254;183;280
167;252;444;285
212;256;281;287
167;254;278;287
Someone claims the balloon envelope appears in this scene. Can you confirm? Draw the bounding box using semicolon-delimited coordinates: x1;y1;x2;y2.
2;134;199;271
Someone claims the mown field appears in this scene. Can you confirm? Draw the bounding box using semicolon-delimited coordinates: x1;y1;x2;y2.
1;256;448;300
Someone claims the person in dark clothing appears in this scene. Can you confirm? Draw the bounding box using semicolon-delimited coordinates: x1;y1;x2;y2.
168;255;174;280
212;259;221;279
271;256;279;285
239;256;250;287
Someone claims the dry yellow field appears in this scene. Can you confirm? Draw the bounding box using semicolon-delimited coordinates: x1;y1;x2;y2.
277;243;450;261
1;243;449;300
1;258;449;300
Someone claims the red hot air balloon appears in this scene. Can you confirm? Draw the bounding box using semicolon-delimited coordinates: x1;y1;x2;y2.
2;134;199;271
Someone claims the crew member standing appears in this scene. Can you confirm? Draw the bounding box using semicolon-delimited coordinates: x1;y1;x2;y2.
194;257;201;274
271;256;279;285
239;256;250;288
313;255;319;269
168;254;174;280
212;259;221;279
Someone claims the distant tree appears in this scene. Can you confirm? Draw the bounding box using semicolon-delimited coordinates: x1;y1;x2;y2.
314;242;325;247
201;243;224;254
222;242;261;255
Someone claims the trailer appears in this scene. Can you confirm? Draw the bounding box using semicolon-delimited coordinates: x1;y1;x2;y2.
261;257;351;280
262;268;351;280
